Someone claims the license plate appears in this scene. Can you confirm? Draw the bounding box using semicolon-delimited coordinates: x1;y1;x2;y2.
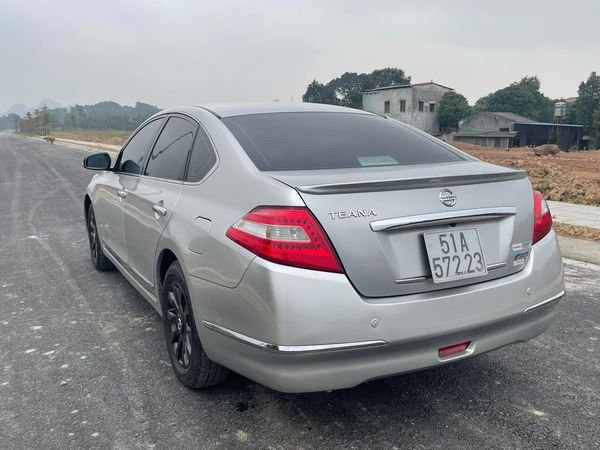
423;228;487;283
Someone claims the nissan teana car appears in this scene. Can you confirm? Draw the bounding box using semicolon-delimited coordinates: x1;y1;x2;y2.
83;103;565;393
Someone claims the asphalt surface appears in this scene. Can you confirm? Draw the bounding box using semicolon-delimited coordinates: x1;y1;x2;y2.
1;133;599;449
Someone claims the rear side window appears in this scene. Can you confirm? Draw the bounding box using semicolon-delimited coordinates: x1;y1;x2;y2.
186;127;217;182
223;112;463;171
118;118;164;174
145;116;196;181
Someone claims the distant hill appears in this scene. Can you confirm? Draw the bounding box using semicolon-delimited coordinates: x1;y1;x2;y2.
46;101;160;131
5;104;31;116
5;99;63;117
38;99;63;109
2;100;160;132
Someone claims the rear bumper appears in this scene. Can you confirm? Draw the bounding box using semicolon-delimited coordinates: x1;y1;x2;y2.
190;231;565;393
201;297;561;392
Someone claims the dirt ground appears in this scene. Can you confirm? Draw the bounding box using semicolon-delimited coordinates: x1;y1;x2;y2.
52;130;131;146
553;222;600;243
453;142;600;207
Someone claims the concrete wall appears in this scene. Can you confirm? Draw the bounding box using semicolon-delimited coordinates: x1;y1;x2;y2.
453;136;510;148
459;112;515;132
362;84;451;133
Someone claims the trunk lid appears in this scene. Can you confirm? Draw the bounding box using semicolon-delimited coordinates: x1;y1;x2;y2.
269;161;533;298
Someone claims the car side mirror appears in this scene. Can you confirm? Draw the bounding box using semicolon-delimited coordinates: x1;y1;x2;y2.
83;152;112;170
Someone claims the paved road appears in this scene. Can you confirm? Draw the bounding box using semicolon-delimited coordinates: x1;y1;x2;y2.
1;133;599;449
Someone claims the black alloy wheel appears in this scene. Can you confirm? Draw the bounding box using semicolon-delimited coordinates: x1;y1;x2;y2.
86;205;114;271
161;261;229;389
87;208;99;260
166;280;193;370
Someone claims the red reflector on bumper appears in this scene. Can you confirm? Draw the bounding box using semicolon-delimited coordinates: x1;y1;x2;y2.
438;341;471;358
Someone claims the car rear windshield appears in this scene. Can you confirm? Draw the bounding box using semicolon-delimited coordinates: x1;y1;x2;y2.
223;112;463;171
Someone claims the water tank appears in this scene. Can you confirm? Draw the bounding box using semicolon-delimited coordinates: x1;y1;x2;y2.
554;102;567;118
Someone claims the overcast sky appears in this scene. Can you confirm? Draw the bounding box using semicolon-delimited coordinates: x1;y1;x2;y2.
1;0;598;113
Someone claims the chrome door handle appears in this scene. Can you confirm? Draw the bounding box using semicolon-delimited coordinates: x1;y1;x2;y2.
117;190;127;199
152;205;167;216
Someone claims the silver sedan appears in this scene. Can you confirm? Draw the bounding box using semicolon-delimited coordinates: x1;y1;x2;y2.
83;103;565;392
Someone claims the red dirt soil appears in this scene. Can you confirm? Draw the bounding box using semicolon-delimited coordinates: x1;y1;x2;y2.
453;142;600;206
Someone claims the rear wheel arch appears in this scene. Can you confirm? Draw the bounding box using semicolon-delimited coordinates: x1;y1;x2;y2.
84;195;92;218
157;247;181;292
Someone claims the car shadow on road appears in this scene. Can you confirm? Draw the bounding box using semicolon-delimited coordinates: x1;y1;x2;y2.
198;349;537;437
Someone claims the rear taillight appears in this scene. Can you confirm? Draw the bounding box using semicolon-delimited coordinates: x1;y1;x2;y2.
533;190;552;244
226;206;343;273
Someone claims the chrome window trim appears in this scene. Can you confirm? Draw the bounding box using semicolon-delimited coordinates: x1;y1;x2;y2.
113;111;220;185
181;120;220;186
202;320;387;354
524;290;565;313
114;115;168;175
370;207;517;232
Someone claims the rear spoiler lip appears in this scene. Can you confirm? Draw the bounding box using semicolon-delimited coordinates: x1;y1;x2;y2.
295;170;527;195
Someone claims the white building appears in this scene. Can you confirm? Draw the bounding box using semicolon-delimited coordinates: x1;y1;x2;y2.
361;82;453;134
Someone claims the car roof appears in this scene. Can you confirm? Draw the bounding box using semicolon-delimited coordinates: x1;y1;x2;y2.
190;102;374;118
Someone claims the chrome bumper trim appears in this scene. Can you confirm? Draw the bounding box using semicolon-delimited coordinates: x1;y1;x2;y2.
202;321;387;354
524;290;565;313
394;262;507;284
370;207;516;232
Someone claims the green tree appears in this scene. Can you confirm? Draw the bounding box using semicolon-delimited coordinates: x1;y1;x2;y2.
362;67;410;90
592;106;600;148
46;101;160;131
302;80;335;104
40;105;50;135
330;72;364;108
302;68;410;109
517;76;541;90
575;71;600;129
0;113;20;130
564;101;578;124
474;76;554;122
24;111;33;133
438;92;471;131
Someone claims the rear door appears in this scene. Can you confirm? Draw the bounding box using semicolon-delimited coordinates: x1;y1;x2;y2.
98;117;165;265
123;115;197;291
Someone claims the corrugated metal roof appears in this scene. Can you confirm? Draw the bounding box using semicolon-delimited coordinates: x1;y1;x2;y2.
513;121;584;128
454;129;518;138
488;112;537;123
362;81;454;93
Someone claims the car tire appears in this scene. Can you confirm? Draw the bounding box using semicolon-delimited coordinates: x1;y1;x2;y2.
161;261;229;389
86;205;114;271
